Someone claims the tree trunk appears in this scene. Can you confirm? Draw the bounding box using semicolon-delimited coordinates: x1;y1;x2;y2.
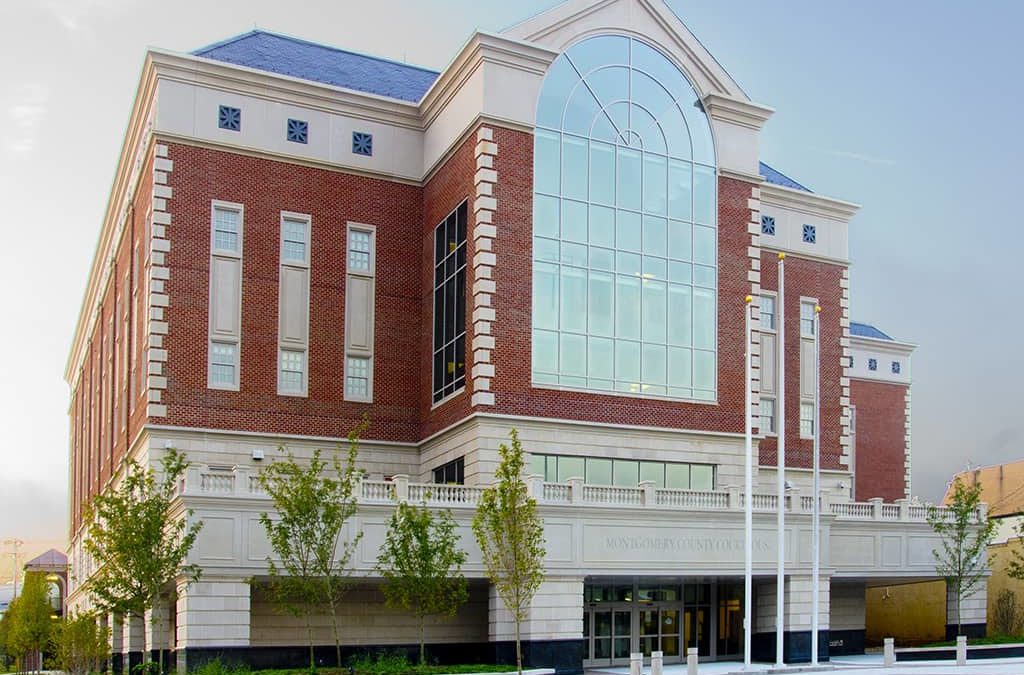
515;618;522;675
306;610;315;672
419;613;425;665
328;594;341;668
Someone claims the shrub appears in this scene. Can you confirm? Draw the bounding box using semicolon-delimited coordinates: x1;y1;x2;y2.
192;659;252;675
993;589;1023;637
52;613;109;675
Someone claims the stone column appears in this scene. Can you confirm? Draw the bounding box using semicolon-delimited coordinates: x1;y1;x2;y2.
145;597;173;669
828;582;866;657
107;613;121;674
175;577;250;674
488;575;584;673
945;582;987;640
123;613;145;675
752;574;831;663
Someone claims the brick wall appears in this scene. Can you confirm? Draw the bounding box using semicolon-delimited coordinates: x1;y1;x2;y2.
757;253;845;471
850;378;909;501
160;142;424;444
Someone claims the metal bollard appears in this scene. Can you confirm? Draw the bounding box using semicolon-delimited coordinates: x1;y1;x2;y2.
883;638;895;667
687;647;698;675
630;652;643;675
650;651;663;675
956;635;967;666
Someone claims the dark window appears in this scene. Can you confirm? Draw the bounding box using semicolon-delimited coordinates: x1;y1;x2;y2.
287;118;308;144
218;105;241;131
352;131;373;156
432;202;468;402
433;457;465;485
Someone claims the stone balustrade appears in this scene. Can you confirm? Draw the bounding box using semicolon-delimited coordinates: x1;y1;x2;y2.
182;464;977;523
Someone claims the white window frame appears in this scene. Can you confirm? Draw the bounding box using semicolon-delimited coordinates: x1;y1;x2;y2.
277;211;311;397
760;397;776;436
344;222;376;402
207;200;244;390
800;401;815;439
799;297;819;439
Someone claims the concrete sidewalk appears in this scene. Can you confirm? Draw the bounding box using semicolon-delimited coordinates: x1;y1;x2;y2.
586;653;1024;675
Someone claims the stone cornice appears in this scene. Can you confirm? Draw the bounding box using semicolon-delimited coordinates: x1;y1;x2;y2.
760;182;861;222
850;334;917;354
702;93;774;131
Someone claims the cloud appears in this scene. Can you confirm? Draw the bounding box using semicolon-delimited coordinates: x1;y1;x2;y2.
41;0;135;32
0;475;67;541
816;147;898;166
4;83;48;157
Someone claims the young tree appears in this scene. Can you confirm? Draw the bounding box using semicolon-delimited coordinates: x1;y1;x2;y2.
51;612;111;675
1007;519;1024;581
6;572;54;674
257;422;366;670
83;448;203;674
927;476;997;636
472;429;546;675
377;499;468;664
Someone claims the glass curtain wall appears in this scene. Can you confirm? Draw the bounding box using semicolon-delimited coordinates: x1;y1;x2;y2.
532;35;717;401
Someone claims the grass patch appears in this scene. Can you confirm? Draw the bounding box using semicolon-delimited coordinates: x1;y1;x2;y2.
922;635;1024;647
194;653;518;675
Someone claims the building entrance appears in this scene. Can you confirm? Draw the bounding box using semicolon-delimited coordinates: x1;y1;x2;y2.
583;580;742;667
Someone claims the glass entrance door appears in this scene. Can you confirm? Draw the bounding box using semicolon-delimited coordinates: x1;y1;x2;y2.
640;607;681;658
589;608;632;664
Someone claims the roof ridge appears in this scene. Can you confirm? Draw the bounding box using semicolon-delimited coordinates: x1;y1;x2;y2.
759;160;812;193
194;29;440;76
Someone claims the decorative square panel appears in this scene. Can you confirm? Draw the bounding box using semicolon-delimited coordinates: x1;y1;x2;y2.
352;131;373;156
218;105;241;132
868;358;877;371
891;361;901;374
286;118;308;144
802;224;816;244
761;215;775;236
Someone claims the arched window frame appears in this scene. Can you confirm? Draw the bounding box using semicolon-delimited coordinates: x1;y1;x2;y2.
531;34;719;402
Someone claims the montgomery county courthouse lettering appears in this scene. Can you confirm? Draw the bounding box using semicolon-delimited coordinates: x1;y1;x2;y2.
63;0;980;672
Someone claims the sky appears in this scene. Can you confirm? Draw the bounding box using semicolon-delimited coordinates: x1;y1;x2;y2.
0;0;1022;549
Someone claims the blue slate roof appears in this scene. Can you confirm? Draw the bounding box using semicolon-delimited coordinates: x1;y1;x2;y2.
850;322;894;341
759;162;812;193
192;30;440;103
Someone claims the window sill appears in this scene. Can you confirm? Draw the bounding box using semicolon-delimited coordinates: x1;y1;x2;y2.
431;386;466;411
530;382;718;406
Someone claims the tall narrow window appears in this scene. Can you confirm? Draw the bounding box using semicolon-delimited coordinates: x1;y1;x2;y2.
432;202;467;403
759;293;777;435
799;299;817;439
208;202;244;389
344;223;376;402
531;35;718;401
278;213;310;396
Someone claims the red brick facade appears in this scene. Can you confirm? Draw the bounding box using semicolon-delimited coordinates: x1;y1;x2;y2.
67;124;908;533
850;378;908;502
757;253;846;471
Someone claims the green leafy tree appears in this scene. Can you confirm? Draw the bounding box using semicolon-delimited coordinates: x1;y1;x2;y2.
377;498;468;664
83;448;203;674
928;477;997;636
1007;519;1024;582
6;572;55;674
51;612;110;675
257;422;366;670
472;429;546;675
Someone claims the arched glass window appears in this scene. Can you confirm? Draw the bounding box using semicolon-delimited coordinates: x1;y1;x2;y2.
532;35;717;401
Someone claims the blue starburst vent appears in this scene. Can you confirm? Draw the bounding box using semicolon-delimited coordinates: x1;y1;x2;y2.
352;131;373;156
287;118;308;144
761;215;775;235
891;361;901;374
218;105;241;131
802;224;816;244
868;358;877;371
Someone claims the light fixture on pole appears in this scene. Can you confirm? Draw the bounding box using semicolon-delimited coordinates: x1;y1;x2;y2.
811;304;822;665
776;253;786;666
743;294;753;668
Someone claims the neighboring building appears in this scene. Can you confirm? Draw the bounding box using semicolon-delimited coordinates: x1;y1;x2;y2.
24;549;68;618
64;0;965;671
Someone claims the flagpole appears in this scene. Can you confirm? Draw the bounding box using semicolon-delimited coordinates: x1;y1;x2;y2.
776;254;786;666
744;294;753;668
811;304;822;665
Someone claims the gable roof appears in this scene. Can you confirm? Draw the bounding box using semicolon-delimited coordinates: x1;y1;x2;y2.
850;322;894;341
945;459;1024;518
24;548;67;570
759;161;812;192
192;30;440;103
